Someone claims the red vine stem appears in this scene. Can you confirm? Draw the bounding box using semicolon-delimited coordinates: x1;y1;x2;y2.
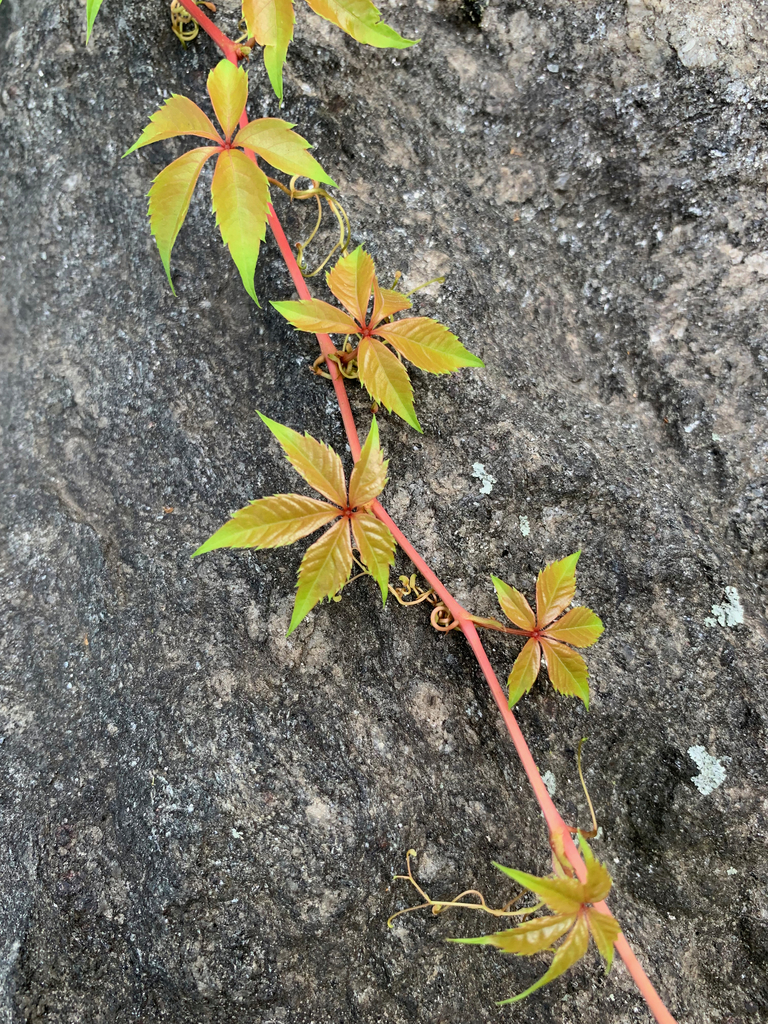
175;12;677;1022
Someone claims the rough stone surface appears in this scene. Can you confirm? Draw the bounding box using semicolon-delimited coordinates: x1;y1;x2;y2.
1;1;767;1021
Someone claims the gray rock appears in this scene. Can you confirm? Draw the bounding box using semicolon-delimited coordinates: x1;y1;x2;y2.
1;0;766;1021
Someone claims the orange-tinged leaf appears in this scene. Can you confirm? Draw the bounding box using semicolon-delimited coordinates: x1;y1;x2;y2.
536;551;580;627
492;575;535;630
242;0;295;101
289;518;353;634
210;148;270;304
304;0;417;49
580;838;613;904
506;638;541;708
492;865;584;916
371;277;411;327
351;511;395;604
454;914;575;956
540;638;590;708
357;336;421;432
497;914;589;1005
258;413;347;507
147;147;219;293
270;298;359;335
124;95;221;155
586;908;621;972
207;59;248;141
375;317;484;374
543;605;604;647
348;416;387;508
192;494;339;555
235;118;337;186
326;246;375;325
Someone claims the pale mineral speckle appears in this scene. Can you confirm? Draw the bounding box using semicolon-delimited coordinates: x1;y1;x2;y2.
471;462;496;495
688;746;727;795
705;586;744;628
541;770;557;796
519;514;531;536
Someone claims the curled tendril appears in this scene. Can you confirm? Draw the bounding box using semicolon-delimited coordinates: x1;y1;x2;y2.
267;176;351;278
388;849;541;929
170;0;217;46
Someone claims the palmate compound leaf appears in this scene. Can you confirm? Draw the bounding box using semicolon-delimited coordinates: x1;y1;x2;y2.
271;246;483;431
452;840;621;1004
493;552;603;709
125;59;335;300
243;0;417;102
194;415;393;632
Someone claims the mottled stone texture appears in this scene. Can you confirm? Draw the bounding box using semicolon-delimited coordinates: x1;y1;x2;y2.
1;1;767;1022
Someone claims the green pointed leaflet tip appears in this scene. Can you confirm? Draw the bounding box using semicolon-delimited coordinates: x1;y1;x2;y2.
445;936;491;945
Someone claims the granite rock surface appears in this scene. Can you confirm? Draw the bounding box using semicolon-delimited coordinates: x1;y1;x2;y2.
1;1;767;1021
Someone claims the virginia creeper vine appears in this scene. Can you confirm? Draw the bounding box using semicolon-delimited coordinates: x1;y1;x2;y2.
104;2;682;1019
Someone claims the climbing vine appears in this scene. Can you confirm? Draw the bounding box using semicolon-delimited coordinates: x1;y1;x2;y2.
84;1;679;1019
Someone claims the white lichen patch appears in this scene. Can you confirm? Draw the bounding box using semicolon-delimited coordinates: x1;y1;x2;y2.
541;770;557;796
688;745;726;795
705;586;744;628
519;515;531;536
472;462;496;495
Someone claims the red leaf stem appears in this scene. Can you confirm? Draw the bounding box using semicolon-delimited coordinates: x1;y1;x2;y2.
170;9;678;1021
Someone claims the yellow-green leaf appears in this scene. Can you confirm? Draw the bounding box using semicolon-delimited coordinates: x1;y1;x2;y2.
506;638;540;708
326;246;375;325
371;278;411;327
270;298;359;335
580;838;613;904
207;59;248;141
540;638;590;708
289;518;353;633
357;336;421;432
124;95;221;156
258;413;347;507
492;575;535;630
304;0;417;49
235;118;336;185
491;865;584;916
586;908;621;972
348;416;387;508
497;914;590;1005
242;0;295;102
536;551;580;628
544;605;604;647
192;494;339;555
454;913;575;956
86;0;105;42
351;511;395;604
375;317;484;374
210;148;270;304
147;147;218;294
